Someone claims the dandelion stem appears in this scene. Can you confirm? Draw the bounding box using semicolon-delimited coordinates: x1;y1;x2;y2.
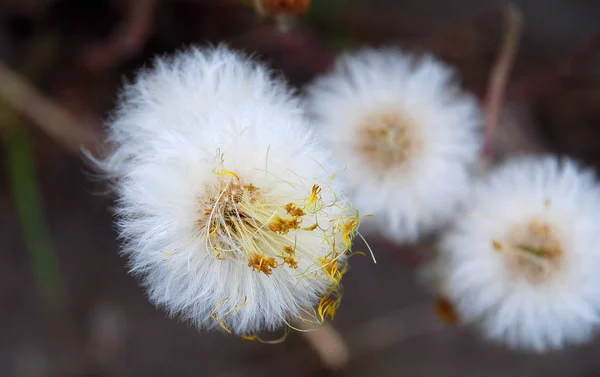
482;4;522;157
298;321;350;370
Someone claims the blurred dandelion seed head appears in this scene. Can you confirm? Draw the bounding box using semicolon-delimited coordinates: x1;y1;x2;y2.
439;156;600;352
306;47;482;243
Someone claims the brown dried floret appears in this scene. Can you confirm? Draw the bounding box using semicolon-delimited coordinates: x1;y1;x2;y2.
248;253;278;275
269;216;301;234
285;202;305;217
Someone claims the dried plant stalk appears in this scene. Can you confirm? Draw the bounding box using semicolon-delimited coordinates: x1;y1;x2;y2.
0;61;101;154
482;4;522;157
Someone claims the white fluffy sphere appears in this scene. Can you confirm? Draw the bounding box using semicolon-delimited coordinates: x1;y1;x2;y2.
97;46;362;336
441;155;600;351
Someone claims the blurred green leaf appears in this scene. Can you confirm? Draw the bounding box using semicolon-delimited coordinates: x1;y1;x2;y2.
306;0;347;19
3;123;63;302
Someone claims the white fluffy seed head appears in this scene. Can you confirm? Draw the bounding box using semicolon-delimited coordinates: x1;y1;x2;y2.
95;45;363;336
439;155;600;352
305;47;482;243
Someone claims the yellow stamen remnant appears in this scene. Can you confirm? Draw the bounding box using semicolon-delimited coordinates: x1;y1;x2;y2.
496;219;564;284
306;184;323;213
331;211;361;251
309;184;322;200
161;251;173;262
358;113;422;170
318;293;341;322
341;217;359;250
240;328;291;344
248;253;278;275
216;170;240;180
210;296;249;334
211;297;233;334
303;223;319;231
319;252;345;288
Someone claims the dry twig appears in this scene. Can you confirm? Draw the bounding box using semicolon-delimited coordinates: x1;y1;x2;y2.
81;0;157;71
0;61;102;154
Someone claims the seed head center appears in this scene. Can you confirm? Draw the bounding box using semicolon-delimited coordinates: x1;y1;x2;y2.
494;220;564;284
358;113;421;169
197;174;320;275
198;176;263;260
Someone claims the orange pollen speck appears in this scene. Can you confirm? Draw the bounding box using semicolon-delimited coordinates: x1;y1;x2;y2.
435;296;460;325
492;240;503;251
248;253;278;275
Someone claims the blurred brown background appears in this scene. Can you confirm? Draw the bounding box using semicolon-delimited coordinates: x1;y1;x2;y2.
1;0;600;376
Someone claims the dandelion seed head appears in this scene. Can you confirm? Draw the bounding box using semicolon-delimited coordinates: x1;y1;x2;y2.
306;47;482;242
439;155;600;352
94;45;365;336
